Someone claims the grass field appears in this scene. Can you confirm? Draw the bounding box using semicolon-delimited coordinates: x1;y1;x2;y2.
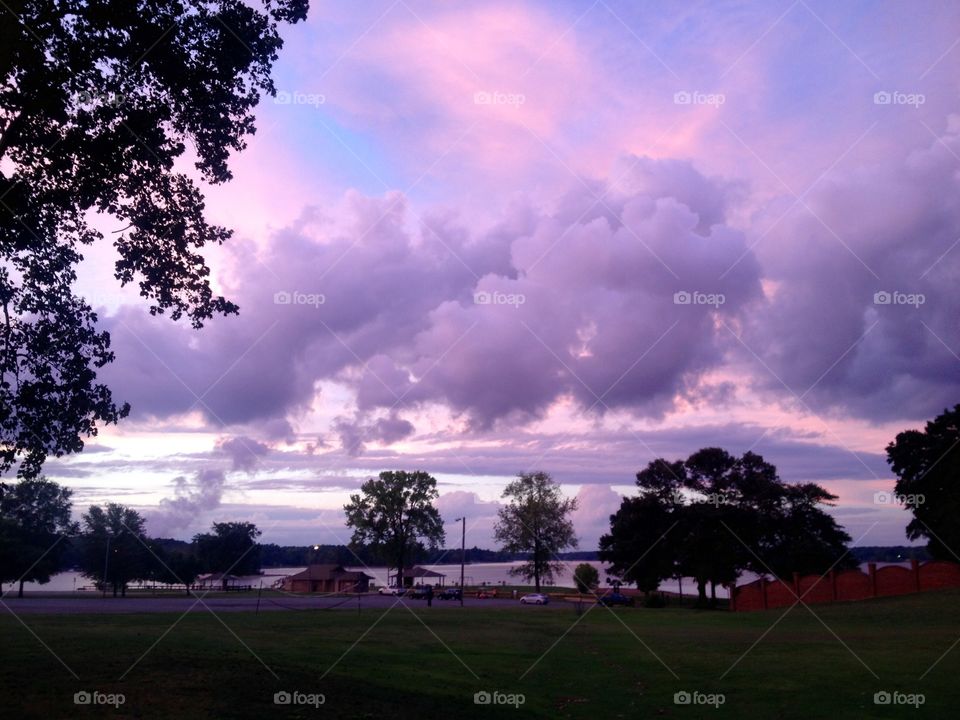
2;590;958;719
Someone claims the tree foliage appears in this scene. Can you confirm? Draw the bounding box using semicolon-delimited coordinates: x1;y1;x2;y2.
343;470;445;586
194;521;261;586
0;0;308;477
600;448;852;607
494;471;578;592
572;562;598;594
79;502;151;596
887;405;960;560
0;476;76;596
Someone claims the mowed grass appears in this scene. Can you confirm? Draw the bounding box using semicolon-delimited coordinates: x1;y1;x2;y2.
2;591;959;719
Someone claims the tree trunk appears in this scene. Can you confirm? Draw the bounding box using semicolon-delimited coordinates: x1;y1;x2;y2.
696;579;707;607
18;578;25;598
533;539;541;592
710;581;717;608
112;582;118;598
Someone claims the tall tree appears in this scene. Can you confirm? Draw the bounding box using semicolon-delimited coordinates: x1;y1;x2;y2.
761;483;853;578
344;470;445;588
601;449;851;608
887;405;960;560
80;503;151;597
599;460;685;597
494;472;578;592
194;521;261;589
0;0;308;478
0;477;76;596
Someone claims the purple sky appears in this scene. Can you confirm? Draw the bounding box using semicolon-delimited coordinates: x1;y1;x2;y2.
61;0;959;550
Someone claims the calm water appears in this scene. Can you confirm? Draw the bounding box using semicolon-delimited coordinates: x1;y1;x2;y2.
3;561;909;598
3;561;727;596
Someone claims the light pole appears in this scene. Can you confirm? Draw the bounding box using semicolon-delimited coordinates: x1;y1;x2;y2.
101;534;110;599
454;516;465;607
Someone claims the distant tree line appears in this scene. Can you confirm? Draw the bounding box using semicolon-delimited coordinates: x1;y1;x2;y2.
0;484;263;597
2;405;955;599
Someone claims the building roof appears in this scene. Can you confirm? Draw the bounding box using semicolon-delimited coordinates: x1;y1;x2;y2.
287;564;373;581
396;566;446;578
196;572;240;581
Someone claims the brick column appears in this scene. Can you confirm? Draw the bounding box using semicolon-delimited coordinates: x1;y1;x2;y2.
868;562;877;597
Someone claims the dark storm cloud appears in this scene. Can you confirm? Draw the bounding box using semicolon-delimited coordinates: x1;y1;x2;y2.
743;119;960;421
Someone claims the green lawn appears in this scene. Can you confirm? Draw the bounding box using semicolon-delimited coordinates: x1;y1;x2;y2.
2;591;958;719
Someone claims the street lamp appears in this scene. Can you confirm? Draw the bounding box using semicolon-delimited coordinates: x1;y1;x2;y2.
453;517;465;607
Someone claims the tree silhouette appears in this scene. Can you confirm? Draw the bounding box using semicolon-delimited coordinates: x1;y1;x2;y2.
344;470;445;588
0;0;308;477
0;477;76;596
887;405;960;560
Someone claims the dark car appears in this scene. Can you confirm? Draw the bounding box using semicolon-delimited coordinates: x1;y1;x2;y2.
438;588;462;600
597;592;635;607
408;586;428;599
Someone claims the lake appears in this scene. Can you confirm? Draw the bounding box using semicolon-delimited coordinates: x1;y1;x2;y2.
2;561;725;597
3;561;910;598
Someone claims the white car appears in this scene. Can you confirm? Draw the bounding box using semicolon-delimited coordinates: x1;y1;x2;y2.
378;586;405;596
520;593;549;605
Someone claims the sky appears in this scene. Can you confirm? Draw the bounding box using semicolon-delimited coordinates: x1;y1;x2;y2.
60;0;960;551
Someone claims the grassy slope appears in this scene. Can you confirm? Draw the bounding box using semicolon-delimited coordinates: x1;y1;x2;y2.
1;590;958;719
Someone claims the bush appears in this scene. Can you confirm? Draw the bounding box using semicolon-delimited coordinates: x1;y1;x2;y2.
573;563;599;593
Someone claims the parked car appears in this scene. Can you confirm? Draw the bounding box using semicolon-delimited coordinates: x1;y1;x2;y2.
438;588;462;600
597;592;635;607
476;588;499;599
408;586;428;599
378;586;405;596
520;593;550;605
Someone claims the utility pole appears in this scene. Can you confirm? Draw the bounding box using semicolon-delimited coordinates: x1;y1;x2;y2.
458;516;465;607
101;534;110;599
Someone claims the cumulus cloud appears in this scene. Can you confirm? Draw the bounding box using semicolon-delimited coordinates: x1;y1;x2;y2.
101;156;761;441
148;468;227;537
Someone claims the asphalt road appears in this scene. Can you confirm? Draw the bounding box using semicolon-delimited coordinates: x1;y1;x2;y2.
0;592;565;615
